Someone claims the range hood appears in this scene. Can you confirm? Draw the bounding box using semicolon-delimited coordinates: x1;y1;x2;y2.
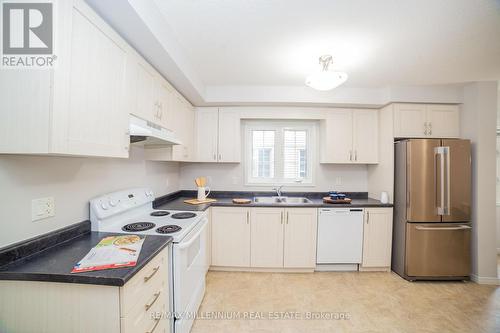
129;115;182;146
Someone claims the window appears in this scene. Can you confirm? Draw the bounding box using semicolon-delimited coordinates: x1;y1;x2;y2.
245;121;315;185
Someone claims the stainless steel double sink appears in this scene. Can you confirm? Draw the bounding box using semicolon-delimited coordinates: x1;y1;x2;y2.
253;196;313;204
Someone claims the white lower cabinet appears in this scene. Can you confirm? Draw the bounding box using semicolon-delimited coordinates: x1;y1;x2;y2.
284;208;318;268
0;247;171;333
251;208;284;267
211;207;317;269
211;207;251;267
361;208;393;270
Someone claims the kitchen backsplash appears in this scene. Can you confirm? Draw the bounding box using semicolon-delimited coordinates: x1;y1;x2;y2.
0;147;180;248
179;163;368;192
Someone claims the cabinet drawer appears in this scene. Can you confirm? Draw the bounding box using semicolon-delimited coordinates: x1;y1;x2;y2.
121;292;168;333
120;247;169;316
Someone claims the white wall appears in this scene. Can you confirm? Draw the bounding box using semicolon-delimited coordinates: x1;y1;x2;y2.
0;147;180;248
367;104;394;203
180;163;367;192
461;81;498;283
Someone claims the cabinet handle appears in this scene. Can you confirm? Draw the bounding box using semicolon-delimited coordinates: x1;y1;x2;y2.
146;317;161;333
349;151;352;161
354;150;357;161
144;266;160;282
280;211;283;224
213;152;216;161
367;211;370;224
246;211;249;224
219;153;222;161
145;291;161;311
286;211;289;224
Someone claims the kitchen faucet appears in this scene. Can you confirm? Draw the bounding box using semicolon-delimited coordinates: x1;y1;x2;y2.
273;185;284;197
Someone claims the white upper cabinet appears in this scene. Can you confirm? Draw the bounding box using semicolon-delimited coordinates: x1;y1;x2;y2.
320;109;378;164
320;109;353;163
393;103;460;138
195;108;219;162
393;104;427;138
0;0;130;157
194;107;241;163
218;108;241;162
353;110;378;164
132;60;157;124
425;104;460;138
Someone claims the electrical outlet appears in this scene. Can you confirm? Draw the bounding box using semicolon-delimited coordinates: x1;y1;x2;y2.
335;177;342;186
31;197;55;222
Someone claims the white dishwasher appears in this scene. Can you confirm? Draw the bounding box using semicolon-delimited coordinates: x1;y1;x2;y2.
316;208;364;270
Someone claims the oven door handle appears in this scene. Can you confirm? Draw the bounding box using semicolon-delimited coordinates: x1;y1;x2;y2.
177;219;207;250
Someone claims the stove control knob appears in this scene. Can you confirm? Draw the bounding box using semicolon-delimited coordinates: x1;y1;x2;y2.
101;202;109;210
109;200;117;207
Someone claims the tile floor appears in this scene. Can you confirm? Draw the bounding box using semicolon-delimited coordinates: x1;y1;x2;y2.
191;271;500;333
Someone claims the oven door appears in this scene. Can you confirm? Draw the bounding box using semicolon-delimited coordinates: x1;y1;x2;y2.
172;218;207;321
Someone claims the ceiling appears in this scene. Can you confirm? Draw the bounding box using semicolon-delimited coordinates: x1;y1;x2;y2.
153;0;500;88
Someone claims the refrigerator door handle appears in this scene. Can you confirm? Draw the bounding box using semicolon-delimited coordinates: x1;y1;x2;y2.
444;146;451;215
415;225;471;231
435;147;446;215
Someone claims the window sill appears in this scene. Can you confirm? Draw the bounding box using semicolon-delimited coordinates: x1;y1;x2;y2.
244;182;316;188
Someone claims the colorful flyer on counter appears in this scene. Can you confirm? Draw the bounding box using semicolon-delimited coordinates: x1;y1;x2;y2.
71;235;145;273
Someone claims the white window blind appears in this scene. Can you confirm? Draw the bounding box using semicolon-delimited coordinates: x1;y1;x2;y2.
252;130;275;178
245;121;315;185
283;130;307;180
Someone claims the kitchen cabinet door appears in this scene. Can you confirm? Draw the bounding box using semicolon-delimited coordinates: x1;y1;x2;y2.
361;208;393;269
195;108;219;162
320;109;353;163
134;60;158;123
353;110;378;163
393;104;427;138
157;78;174;130
59;6;129;157
250;208;285;268
426;105;460;138
211;207;250;267
217;108;241;163
283;208;318;268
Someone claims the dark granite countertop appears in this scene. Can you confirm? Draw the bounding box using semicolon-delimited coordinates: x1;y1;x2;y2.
155;191;393;212
0;231;172;287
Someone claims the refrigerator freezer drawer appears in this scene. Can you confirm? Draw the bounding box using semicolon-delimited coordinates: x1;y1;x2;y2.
405;223;471;277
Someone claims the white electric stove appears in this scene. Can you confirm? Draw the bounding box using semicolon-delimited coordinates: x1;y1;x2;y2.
90;188;208;333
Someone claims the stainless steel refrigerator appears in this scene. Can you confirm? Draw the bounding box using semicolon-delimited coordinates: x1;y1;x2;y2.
392;139;471;281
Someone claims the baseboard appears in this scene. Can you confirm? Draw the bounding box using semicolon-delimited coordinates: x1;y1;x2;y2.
470;274;500;285
358;266;391;272
209;266;314;273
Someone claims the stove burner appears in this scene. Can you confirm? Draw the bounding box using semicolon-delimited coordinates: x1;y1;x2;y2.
122;222;155;232
150;210;170;217
171;212;196;219
156;225;182;234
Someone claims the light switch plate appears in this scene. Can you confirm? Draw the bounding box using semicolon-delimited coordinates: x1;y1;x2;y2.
31;197;55;222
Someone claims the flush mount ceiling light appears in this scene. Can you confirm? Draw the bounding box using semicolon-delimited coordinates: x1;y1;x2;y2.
305;55;348;91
